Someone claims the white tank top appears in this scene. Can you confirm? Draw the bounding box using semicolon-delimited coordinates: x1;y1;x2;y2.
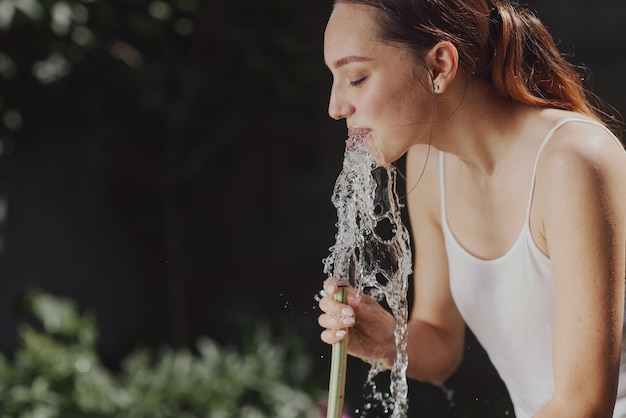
439;118;626;417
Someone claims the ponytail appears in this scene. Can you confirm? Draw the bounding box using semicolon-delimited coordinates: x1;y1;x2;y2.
490;4;590;114
488;2;622;136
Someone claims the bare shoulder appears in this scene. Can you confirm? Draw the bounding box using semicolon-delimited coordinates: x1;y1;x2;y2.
538;119;626;183
535;118;626;233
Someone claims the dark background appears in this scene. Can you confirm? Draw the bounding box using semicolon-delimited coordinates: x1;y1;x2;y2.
0;0;624;416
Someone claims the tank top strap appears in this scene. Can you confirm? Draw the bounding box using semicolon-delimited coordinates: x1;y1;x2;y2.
523;117;622;224
439;118;622;227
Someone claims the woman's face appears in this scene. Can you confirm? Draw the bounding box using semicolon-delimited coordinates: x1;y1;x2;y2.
324;3;433;165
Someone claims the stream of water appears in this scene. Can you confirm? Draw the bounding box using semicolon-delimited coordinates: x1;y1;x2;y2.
323;130;413;418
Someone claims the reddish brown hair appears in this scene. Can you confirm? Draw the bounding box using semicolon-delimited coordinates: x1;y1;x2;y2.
334;0;622;137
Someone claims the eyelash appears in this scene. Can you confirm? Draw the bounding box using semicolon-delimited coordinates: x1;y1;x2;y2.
349;77;367;87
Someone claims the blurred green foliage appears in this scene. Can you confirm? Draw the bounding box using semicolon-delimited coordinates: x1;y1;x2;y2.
0;289;321;418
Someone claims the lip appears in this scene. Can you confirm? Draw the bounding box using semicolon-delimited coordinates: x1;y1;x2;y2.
346;127;371;152
347;127;371;140
347;127;386;166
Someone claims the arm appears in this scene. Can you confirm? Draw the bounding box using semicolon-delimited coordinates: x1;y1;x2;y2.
533;125;626;417
404;144;466;384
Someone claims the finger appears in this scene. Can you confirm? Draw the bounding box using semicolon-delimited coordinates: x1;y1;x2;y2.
321;328;347;344
323;277;339;297
319;295;355;317
318;312;355;329
323;277;353;301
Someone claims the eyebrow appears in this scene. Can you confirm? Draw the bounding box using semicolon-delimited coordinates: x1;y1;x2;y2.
330;55;372;69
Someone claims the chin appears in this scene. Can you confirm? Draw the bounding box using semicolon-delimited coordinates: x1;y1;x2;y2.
366;140;390;167
372;148;405;167
367;136;409;167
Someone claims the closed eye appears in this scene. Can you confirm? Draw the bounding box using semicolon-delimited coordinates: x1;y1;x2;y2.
349;77;367;87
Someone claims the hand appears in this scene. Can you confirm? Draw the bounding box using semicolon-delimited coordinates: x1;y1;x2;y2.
317;277;397;368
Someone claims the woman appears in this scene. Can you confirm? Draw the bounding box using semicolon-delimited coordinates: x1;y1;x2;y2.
317;0;626;417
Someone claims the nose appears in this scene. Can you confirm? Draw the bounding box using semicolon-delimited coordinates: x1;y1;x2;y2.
328;83;353;120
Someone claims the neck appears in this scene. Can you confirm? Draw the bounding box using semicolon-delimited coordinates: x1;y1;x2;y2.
430;77;534;176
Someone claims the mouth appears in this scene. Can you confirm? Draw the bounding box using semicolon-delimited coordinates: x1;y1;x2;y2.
347;127;372;151
346;127;386;166
347;127;371;141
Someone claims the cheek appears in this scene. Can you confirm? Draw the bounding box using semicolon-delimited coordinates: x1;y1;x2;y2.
384;78;429;125
380;99;433;164
362;77;430;164
398;84;431;122
382;84;429;129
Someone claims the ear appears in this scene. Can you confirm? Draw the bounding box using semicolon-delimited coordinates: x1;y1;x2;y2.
424;41;459;93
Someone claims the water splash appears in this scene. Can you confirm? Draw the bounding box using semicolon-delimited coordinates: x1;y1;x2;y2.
323;131;412;418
